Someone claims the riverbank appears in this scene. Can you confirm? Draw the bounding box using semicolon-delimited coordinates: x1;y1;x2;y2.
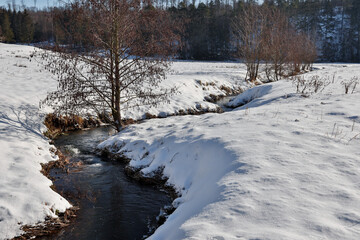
2;42;359;239
99;64;360;239
0;43;246;239
41;127;173;239
0;44;72;239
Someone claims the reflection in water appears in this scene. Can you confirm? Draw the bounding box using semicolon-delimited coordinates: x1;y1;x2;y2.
42;127;171;240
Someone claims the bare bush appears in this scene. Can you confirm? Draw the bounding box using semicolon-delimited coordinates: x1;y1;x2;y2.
293;75;331;95
341;77;359;94
287;32;317;76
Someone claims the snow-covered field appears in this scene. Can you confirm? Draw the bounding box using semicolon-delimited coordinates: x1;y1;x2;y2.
99;65;360;239
1;43;359;239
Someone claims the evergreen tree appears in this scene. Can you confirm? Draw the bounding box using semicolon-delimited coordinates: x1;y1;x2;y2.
208;0;231;59
0;11;15;42
10;10;21;42
19;9;34;42
297;0;320;34
349;0;360;61
321;0;337;61
190;2;210;59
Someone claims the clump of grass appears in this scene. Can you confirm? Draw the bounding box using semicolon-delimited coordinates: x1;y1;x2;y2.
43;113;100;139
14;63;27;68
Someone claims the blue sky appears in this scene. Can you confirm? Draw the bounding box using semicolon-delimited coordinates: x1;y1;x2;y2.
0;0;59;9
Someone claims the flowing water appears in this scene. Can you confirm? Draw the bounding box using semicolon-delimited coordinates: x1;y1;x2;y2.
40;96;235;240
216;95;236;112
43;126;171;240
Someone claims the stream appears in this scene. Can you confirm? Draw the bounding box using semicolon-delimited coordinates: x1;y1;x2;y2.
40;97;234;240
42;126;171;240
216;95;236;112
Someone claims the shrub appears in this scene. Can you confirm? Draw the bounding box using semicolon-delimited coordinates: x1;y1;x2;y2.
293;75;330;95
341;77;359;94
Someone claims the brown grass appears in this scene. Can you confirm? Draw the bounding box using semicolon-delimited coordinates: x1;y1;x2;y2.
11;148;80;240
12;207;79;240
44;113;100;139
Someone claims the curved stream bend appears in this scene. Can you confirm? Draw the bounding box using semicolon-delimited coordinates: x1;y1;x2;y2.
43;126;171;240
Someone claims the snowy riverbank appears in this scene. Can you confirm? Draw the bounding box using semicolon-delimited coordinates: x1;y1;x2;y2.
0;44;71;239
1;43;359;239
99;65;360;239
0;43;246;239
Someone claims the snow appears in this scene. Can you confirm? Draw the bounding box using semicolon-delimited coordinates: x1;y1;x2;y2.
0;43;247;239
1;42;360;239
99;64;360;239
0;44;71;239
121;60;247;120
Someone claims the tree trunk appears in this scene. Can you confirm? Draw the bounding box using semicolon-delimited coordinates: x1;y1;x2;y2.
114;52;122;132
112;2;122;132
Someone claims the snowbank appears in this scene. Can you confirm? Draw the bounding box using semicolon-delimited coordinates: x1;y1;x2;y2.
0;44;71;239
121;60;247;120
2;42;359;239
99;64;360;239
0;43;247;239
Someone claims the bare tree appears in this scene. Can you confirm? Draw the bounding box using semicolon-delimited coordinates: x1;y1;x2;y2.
287;32;317;75
232;4;266;82
232;3;317;82
300;33;317;71
38;0;181;132
262;7;290;81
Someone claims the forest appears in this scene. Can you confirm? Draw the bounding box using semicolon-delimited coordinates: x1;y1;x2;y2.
1;1;360;240
0;0;359;62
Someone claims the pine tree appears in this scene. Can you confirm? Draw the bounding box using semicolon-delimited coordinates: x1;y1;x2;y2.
297;0;320;34
349;0;360;61
19;9;34;42
190;2;210;59
321;0;337;61
1;11;14;42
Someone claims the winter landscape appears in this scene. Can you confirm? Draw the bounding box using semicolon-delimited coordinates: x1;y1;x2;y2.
1;0;360;240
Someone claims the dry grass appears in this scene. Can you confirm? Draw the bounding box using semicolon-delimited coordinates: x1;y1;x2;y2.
12;207;79;240
11;148;80;240
43;113;100;139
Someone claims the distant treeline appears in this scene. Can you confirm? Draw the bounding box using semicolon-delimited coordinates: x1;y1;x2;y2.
1;0;360;62
0;8;53;43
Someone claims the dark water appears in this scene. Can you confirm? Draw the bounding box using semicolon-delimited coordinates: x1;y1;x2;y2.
44;126;171;240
